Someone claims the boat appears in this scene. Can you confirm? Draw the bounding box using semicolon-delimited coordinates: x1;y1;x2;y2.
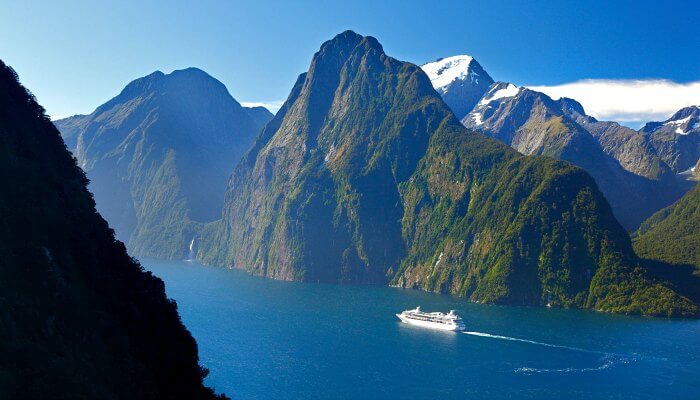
396;306;466;331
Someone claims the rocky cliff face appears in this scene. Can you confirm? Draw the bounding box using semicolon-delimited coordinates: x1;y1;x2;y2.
200;31;697;317
559;98;671;180
0;60;224;399
54;68;266;259
640;106;700;174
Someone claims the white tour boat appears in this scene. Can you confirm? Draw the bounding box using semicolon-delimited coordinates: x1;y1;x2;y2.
396;306;466;331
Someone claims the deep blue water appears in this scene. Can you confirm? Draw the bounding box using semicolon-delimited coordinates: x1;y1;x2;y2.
144;259;700;399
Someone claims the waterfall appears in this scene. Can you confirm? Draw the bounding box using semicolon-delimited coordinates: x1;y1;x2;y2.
187;236;196;261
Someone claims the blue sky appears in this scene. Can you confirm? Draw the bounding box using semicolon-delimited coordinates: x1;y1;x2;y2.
1;0;698;125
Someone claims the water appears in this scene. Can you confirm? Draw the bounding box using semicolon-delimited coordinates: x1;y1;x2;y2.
144;259;700;399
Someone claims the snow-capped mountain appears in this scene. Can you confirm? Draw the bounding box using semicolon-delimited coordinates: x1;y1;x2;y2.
463;82;522;127
639;106;700;173
421;55;494;120
642;106;700;136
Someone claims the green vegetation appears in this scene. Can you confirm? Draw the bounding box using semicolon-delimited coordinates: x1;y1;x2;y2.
633;183;700;271
0;60;225;398
202;31;697;317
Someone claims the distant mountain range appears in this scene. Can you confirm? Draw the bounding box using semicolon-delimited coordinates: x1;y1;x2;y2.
54;68;272;259
422;58;697;230
0;60;222;399
196;31;696;316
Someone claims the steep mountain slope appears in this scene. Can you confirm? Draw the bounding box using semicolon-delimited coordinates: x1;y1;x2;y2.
201;31;696;317
54;68;265;259
559;98;672;180
462;84;690;229
633;183;700;270
0;61;223;399
640;106;700;173
421;55;494;121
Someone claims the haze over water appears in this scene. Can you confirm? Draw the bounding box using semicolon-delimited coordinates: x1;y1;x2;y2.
145;259;700;400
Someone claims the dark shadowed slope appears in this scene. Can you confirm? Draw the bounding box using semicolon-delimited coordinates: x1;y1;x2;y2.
54;68;264;259
0;60;225;399
200;31;696;317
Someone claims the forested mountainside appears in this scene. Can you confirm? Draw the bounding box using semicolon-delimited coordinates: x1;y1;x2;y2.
54;68;268;259
199;31;697;317
634;183;700;271
0;60;224;399
462;86;691;229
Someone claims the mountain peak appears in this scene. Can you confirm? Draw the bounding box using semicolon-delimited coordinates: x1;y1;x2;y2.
642;105;700;135
669;105;700;120
421;55;478;93
333;29;364;43
557;97;586;116
123;67;219;91
421;54;494;120
318;30;369;57
100;67;232;116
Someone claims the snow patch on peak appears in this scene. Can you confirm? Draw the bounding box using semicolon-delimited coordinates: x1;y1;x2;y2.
422;55;478;93
479;83;520;106
666;115;692;125
665;115;694;135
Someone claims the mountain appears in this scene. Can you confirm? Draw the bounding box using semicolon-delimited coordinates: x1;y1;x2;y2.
421;55;494;120
633;183;700;271
199;31;696;317
560;98;672;180
243;106;274;128
462;84;690;230
54;68;266;259
0;60;224;398
640;106;700;173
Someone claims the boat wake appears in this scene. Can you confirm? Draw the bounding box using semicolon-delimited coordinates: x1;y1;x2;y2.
462;331;637;374
462;331;600;354
514;354;636;375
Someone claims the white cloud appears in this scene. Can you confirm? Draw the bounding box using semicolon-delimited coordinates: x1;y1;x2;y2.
241;100;284;113
528;79;700;125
